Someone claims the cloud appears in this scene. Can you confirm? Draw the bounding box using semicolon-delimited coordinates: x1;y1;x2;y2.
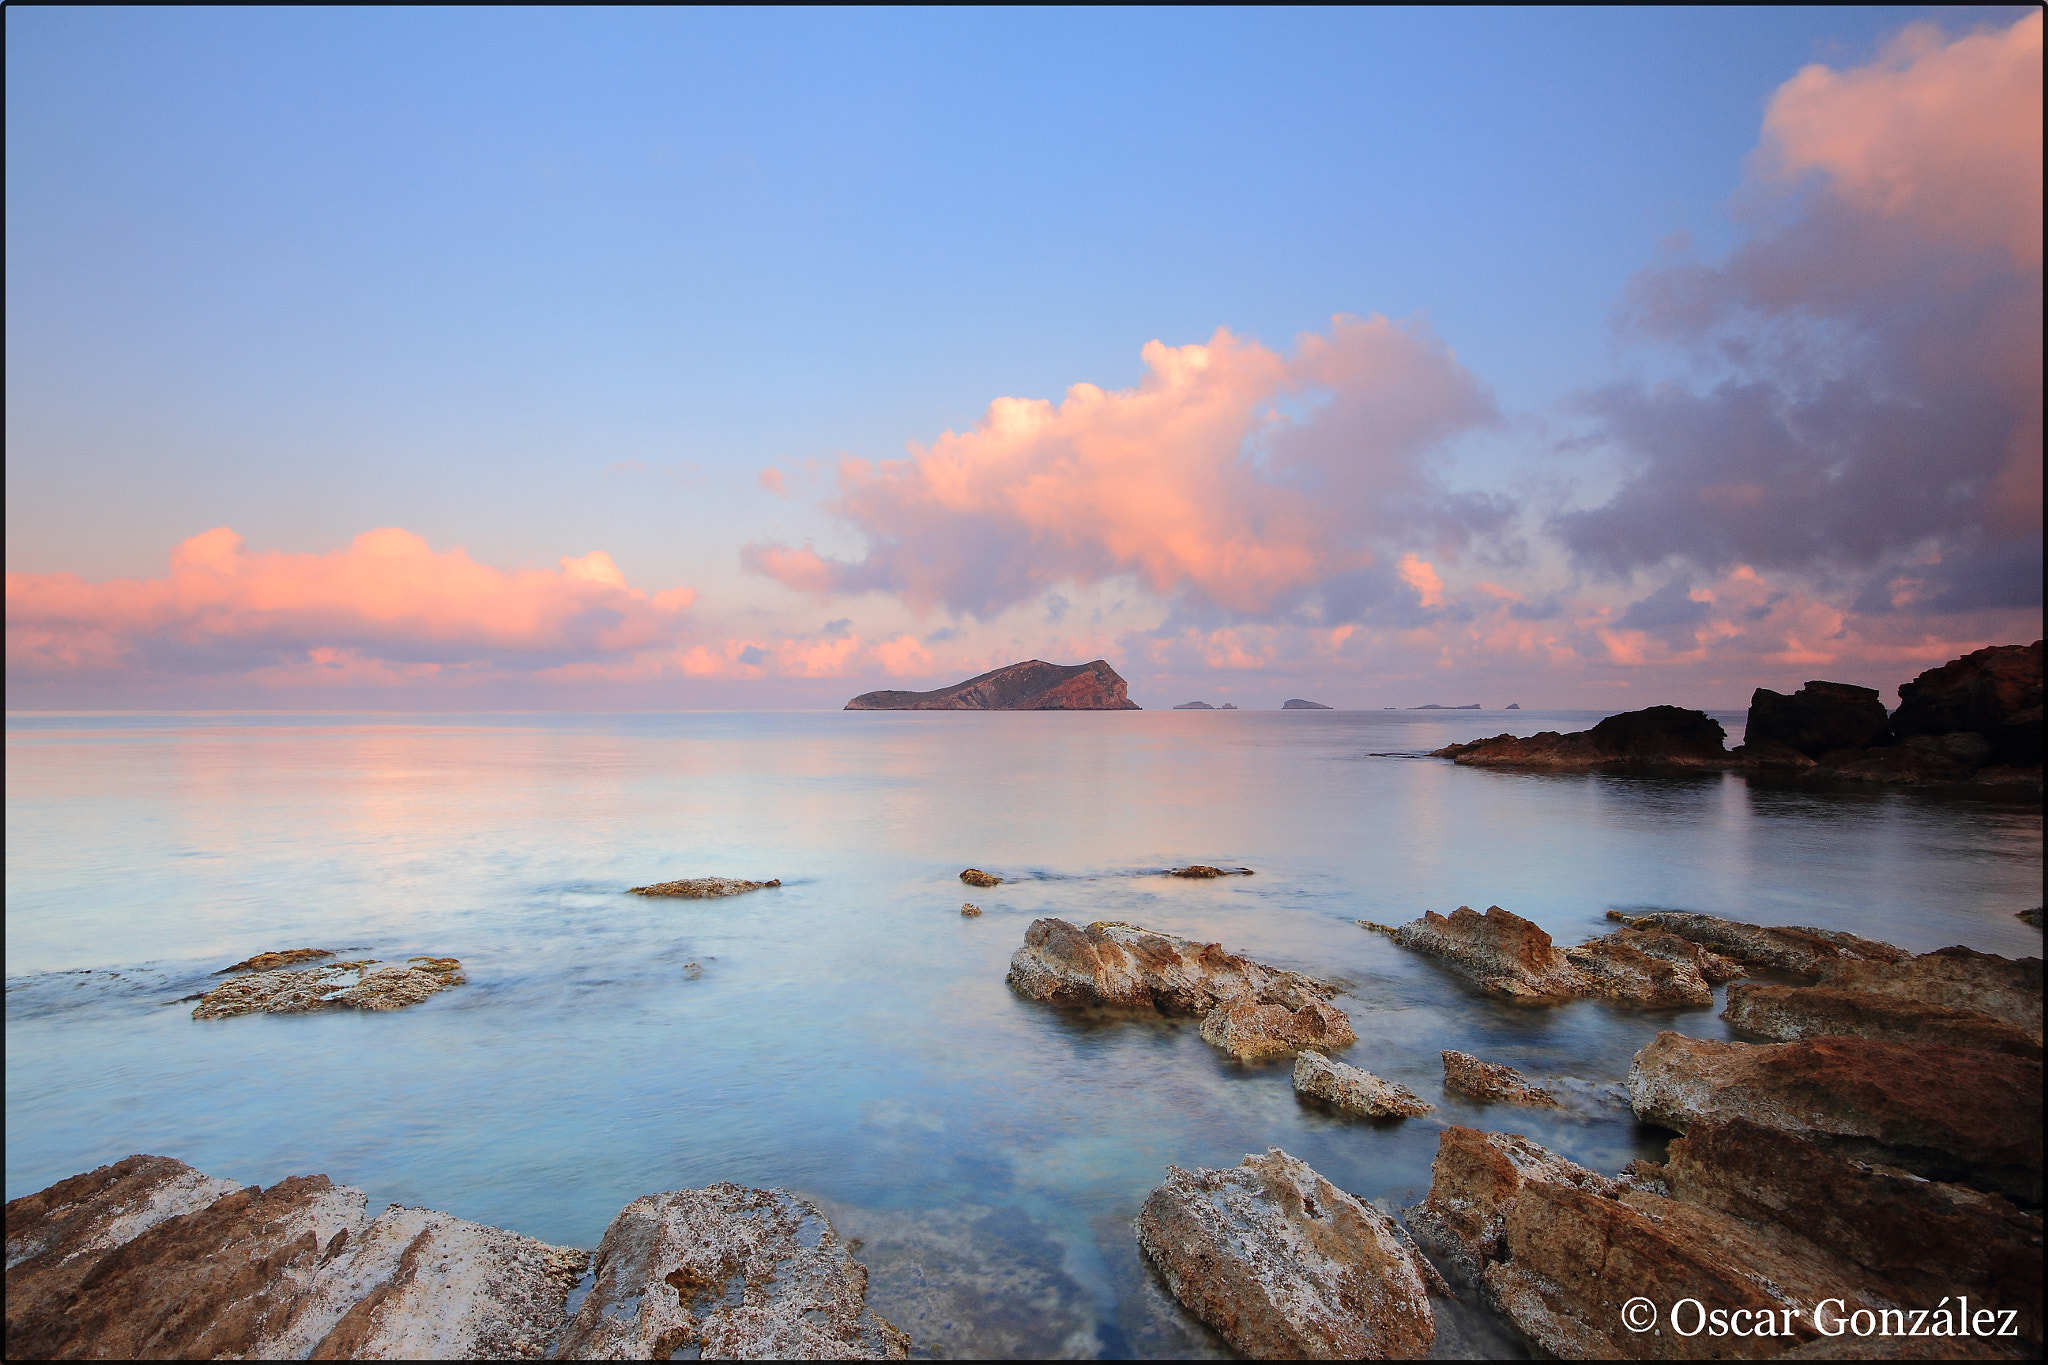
1559;13;2042;610
5;526;698;683
742;315;1501;619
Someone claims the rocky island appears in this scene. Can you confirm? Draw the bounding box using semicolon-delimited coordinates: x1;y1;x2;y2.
1281;698;1331;710
845;659;1139;710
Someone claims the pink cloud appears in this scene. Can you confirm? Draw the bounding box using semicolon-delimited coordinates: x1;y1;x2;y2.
743;315;1499;618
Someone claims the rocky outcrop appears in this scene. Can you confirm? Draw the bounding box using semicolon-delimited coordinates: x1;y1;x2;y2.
959;868;1001;888
5;1157;907;1361
1220;702;1238;710
959;902;981;917
1007;918;1350;1059
1440;1051;1560;1108
1383;905;1587;1000
845;659;1139;710
1817;945;2042;1041
1199;1000;1358;1061
1407;1128;1618;1277
1889;640;2044;767
220;948;334;973
1134;1148;1435;1358
1627;1031;2044;1202
1173;700;1215;710
1563;932;1717;1006
1167;864;1253;878
1744;680;1890;758
628;877;780;897
1725;981;2042;1058
556;1184;907;1360
1604;909;1906;979
1293;1053;1431;1118
191;956;466;1019
1281;698;1332;710
1433;705;1730;768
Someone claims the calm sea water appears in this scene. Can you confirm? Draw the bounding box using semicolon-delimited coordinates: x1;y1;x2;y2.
7;710;2042;1357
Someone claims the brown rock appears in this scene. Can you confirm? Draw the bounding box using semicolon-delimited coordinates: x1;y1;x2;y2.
1604;909;1907;979
1890;641;2044;766
1724;981;2042;1058
959;902;982;917
1199;999;1357;1060
1406;1127;1618;1277
1627;1031;2044;1201
1392;905;1589;1000
1134;1148;1435;1359
1745;681;1890;758
959;868;1001;887
191;957;465;1019
220;948;335;973
1440;1051;1560;1108
554;1183;906;1360
628;877;780;897
1006;918;1336;1015
1293;1053;1432;1118
1564;933;1715;1006
846;658;1141;710
1432;705;1729;768
1168;864;1254;877
1817;946;2042;1042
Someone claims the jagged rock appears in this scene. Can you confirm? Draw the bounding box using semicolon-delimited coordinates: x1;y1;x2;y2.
1604;909;1907;979
1391;905;1588;1000
846;658;1139;710
1199;1000;1357;1061
628;877;780;898
1599;923;1744;982
1167;864;1253;878
1173;700;1216;710
1817;946;2042;1042
1406;1127;1618;1277
1890;641;2044;767
1433;705;1729;768
1440;1051;1560;1108
959;868;1001;888
1134;1148;1435;1359
1627;1031;2043;1202
220;948;335;973
555;1184;906;1360
1292;1053;1431;1118
191;957;467;1020
1725;981;2041;1058
1745;681;1890;758
1006;918;1334;1014
959;903;982;917
1563;933;1715;1006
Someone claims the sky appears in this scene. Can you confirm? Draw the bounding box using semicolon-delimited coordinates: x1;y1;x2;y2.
6;6;2041;711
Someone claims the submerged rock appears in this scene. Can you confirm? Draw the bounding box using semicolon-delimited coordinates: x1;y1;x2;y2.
1440;1051;1560;1108
628;877;780;898
1167;864;1254;878
191;957;466;1020
1292;1053;1431;1118
1199;1000;1357;1061
1432;705;1729;768
1724;981;2042;1058
1627;1031;2043;1202
959;902;982;917
1134;1148;1435;1359
555;1183;907;1360
959;868;1002;888
219;948;334;973
1604;909;1906;979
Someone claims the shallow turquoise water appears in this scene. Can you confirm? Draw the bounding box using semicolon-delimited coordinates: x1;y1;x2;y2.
6;710;2041;1356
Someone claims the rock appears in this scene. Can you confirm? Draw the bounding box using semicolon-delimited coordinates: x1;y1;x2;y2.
1173;700;1216;710
1407;703;1480;710
1563;933;1715;1006
1823;744;1976;783
2023;907;2044;929
846;658;1139;711
554;1184;906;1360
1601;923;1745;982
3;1155;243;1305
191;957;466;1019
959;902;982;917
1440;1051;1560;1108
1220;703;1239;710
628;877;780;897
959;868;1001;888
1006;918;1336;1014
1134;1148;1435;1359
1604;909;1907;979
1292;1053;1431;1118
1199;1000;1357;1061
1732;736;1819;768
1745;680;1890;758
1816;946;2042;1041
1725;981;2042;1058
1390;905;1588;1000
1504;702;1520;710
1282;698;1332;709
1167;864;1253;878
1433;705;1729;768
1406;1127;1619;1277
1627;1031;2044;1202
1906;730;1995;767
219;948;335;973
1890;641;2044;767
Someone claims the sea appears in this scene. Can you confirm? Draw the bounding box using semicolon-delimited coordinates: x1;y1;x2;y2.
6;709;2042;1358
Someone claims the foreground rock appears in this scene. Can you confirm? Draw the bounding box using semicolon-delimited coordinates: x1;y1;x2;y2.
1432;705;1730;768
1007;918;1351;1059
1135;1148;1435;1358
1725;981;2042;1058
220;948;335;973
845;658;1139;710
1372;904;1719;1005
1628;1031;2044;1202
557;1184;908;1360
5;1156;907;1361
1293;1053;1431;1118
1440;1051;1560;1108
1412;1122;2042;1356
1605;908;1906;978
628;877;780;897
1816;945;2043;1041
192;956;466;1019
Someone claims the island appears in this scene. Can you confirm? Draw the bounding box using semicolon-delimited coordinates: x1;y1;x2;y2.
1408;703;1482;710
1173;700;1216;710
1281;698;1331;710
1505;702;1521;710
845;658;1140;710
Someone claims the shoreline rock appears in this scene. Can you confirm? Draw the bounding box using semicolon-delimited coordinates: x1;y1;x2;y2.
959;902;982;917
191;956;466;1020
1440;1051;1560;1109
1199;999;1357;1061
1166;864;1254;878
1604;909;1906;979
846;658;1138;711
219;948;334;974
1724;980;2042;1058
628;877;780;898
1432;705;1730;769
1293;1053;1432;1118
959;868;1001;887
1135;1148;1436;1358
1378;904;1721;1005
